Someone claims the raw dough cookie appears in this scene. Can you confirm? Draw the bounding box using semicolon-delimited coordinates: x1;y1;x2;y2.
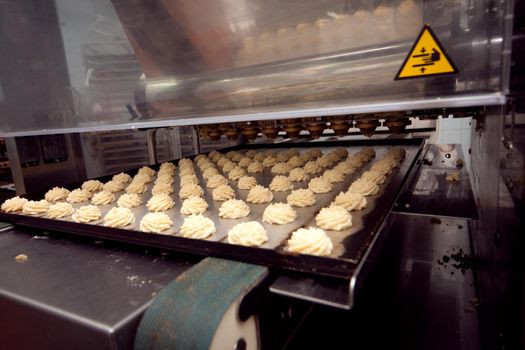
112;173;131;184
198;161;215;172
372;157;398;171
227;221;268;247
45;187;70;202
126;180;148;194
300;152;314;163
117;193;143;208
271;162;291;174
247;161;263;173
67;189;92;203
203;167;219;180
349;178;379;196
209;151;222;162
308;176;333;193
222;161;236;174
47;202;74;219
361;170;386;185
22;200;50;215
103;180;125;193
322;169;345;184
180;174;199;185
334;148;349;158
179;158;194;168
155;175;174;186
219;199;250;219
345;156;366;169
333;161;357;175
180;196;209;215
137;166;156;177
287;155;303;168
212;184;235;201
103;207;135;227
263;203;297;224
269;175;293;192
262;156;277;168
246;185;273;204
287;227;333;256
288;168;309;182
287;189;316;207
140;212;173;233
315;205;352;231
159;161;176;172
217;157;230;167
134;173;153;184
158;168;175;178
238;176;257;190
316;155;334;169
306;148;322;159
226;150;242;160
333;190;367;211
82;180;103;193
385;147;406;161
228;166;246;181
72;205;101;223
254;153;266;162
152;182;174;195
245;150;257;158
231;153;244;162
303;161;321;174
179;167;196;177
179;183;204;199
91;191;115;205
1;196;28;213
357;147;376;161
238;157;252;168
276;152;290;162
179;214;216;239
207;174;228;189
146;194;175;212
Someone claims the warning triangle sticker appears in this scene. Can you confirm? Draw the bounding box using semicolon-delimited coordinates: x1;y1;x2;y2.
395;24;458;80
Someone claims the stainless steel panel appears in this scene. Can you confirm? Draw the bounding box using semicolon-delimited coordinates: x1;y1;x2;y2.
0;226;197;350
5;134;87;195
0;0;512;136
282;213;480;350
394;143;478;218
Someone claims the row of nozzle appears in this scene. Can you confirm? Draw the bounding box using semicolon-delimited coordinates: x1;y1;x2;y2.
198;116;412;142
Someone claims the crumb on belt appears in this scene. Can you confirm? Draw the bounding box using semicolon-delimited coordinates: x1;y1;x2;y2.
15;254;28;263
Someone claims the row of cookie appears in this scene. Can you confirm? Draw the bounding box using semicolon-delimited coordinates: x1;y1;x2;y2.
313;147;407;232
211;148;348;177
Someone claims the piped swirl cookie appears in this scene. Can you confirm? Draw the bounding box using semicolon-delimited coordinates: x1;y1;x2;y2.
263;203;297;224
287;227;333;256
227;221;268;247
246;185;273;204
315;205;352;231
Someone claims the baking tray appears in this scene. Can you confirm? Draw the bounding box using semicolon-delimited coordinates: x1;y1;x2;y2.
0;138;424;279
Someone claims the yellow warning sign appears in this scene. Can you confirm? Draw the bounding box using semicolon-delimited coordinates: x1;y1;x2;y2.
395;24;458;80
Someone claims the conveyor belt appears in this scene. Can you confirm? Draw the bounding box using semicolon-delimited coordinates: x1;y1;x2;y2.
134;257;268;350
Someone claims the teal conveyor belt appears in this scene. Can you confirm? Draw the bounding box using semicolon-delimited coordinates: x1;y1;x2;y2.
134;257;268;350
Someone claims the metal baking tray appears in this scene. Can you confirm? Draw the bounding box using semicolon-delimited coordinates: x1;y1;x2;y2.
0;138;424;279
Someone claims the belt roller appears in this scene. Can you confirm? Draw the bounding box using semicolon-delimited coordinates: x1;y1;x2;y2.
134;257;268;350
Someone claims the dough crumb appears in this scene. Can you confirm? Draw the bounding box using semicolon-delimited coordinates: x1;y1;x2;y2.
15;254;28;263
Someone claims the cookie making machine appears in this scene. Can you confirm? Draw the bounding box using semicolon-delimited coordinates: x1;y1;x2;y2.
0;0;523;349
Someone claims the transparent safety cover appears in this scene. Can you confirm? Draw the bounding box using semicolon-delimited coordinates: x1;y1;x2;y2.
0;0;512;135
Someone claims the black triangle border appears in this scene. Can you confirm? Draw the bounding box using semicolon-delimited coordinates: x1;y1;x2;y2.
394;24;459;81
